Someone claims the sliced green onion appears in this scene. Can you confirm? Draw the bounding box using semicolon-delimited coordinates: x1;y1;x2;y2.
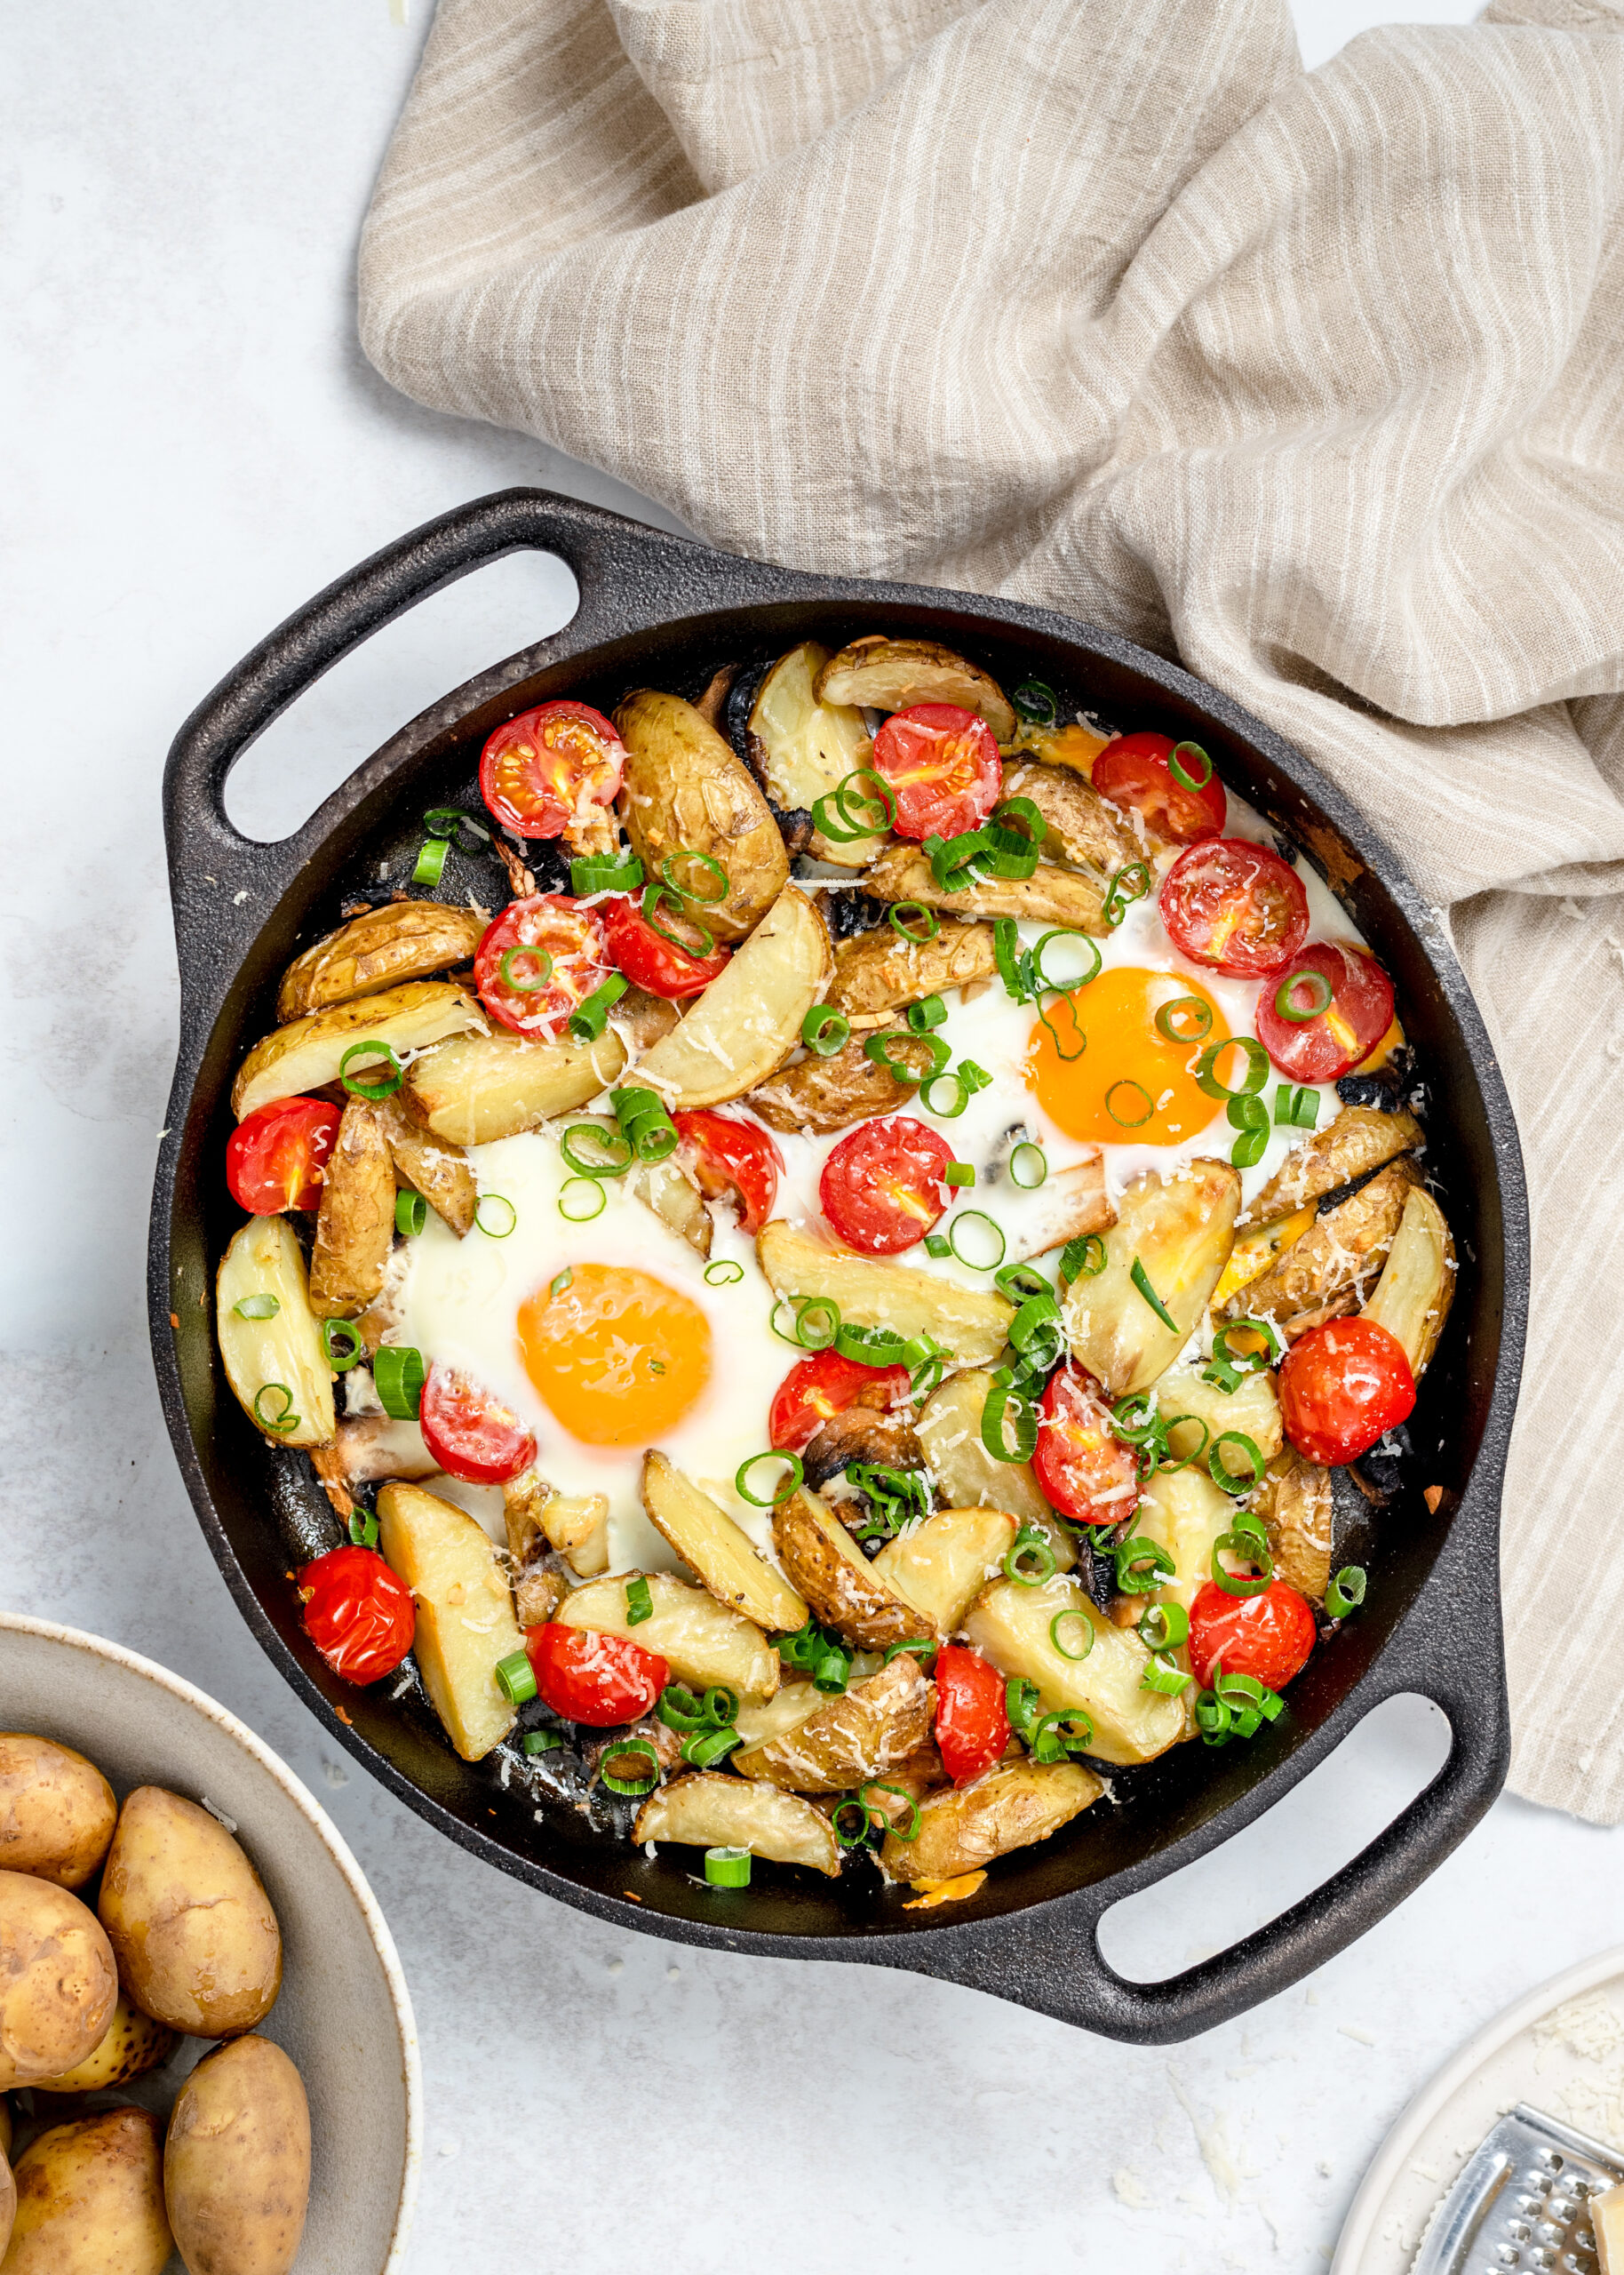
704;1259;744;1287
570;851;643;897
549;1267;573;1300
1102;861;1151;927
1154;994;1214;1044
1229;1093;1270;1169
500;944;554;993
568;973;629;1043
411;836;448;887
1168;741;1214;793
1037;991;1087;1063
1274;969;1334;1023
1007;1142;1047;1189
1050;1608;1094;1661
1110;1392;1163;1447
522;1728;564;1755
859;1782;920;1841
981;1382;1038;1464
1005;1677;1041;1739
736;1450;804;1507
475;1193;516;1238
657;1683;710;1732
1326;1565;1367;1619
1032;930;1103;992
1107;1079;1156;1130
1060;1233;1107;1282
786;1295;840;1351
1137;1601;1190;1652
661;849;729;905
703;1686;739;1728
1012;679;1059;726
925;827;995;892
1129;1257;1180;1333
601;1736;661;1794
1213;1318;1281;1372
1142;1654;1190;1696
560;1123;632;1177
1158;1414;1212;1473
641;883;714;958
943;1163;975;1189
1211;1525;1275;1597
233;1293;280;1321
833;1321;907;1368
831;1798;873;1847
1114;1536;1176;1595
884;1638;940;1671
1031;1710;1094;1761
495;1648;538;1706
923;1233;952;1257
1275;1082;1321;1129
558;1178;606;1223
983;799;1044;879
373;1345;425;1419
1195;1689;1233;1746
1194;1036;1270;1100
864;1030;947;1084
395;1190;427;1236
423;807;490;849
322;1318;363;1372
995;1263;1051;1304
801;1006;851;1057
920;1058;991;1116
993;918;1031;1004
1208;1431;1265;1497
1005;1528;1056;1585
338;1041;403;1099
252;1382;298;1434
888;902;939;943
949;1210;1005;1271
705;1846;752;1887
816;769;896;839
625;1577;654;1626
906;994;947;1034
681;1725;741;1769
611;1085;678;1164
812;1645;851;1696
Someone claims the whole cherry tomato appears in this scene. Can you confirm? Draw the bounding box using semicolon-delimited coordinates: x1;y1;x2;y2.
480;699;626;840
673;1109;783;1234
934;1644;1010;1785
1159;839;1310;978
1279;1316;1416;1465
768;1350;913;1456
474;894;609;1036
819;1116;957;1255
871;703;1002;842
1187;1577;1317;1694
298;1545;416;1684
1093;730;1226;843
601;892;728;1000
227;1098;341;1214
1031;1362;1141;1528
525;1624;669;1727
1255;942;1396;1083
419;1362;537;1485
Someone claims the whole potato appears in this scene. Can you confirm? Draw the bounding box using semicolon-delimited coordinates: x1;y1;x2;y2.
0;1736;117;1890
32;1992;177;2093
99;1790;281;2038
0;1872;116;2087
0;2140;12;2265
4;2107;171;2275
165;2034;311;2275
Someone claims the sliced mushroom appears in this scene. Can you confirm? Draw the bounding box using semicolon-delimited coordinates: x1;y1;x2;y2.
1224;1159;1421;1336
334;1414;437;1483
1239;1106;1423;1228
801;1407;927;1494
1000;760;1143;878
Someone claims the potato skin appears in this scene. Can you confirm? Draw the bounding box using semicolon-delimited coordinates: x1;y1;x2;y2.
1239;1105;1422;1227
231;980;482;1122
401;1026;626;1145
306;1097;396;1319
32;1992;178;2093
275;898;484;1022
373;1095;476;1235
0;1735;116;1890
99;1790;282;2039
0;2143;12;2263
730;1656;933;1792
164;2034;311;2275
1001;760;1143;877
4;2108;171;2275
770;1491;934;1653
749;1021;931;1134
825;920;997;1030
615;689;789;944
1225;1158;1419;1332
864;844;1110;933
0;1872;117;2087
881;1759;1103;1883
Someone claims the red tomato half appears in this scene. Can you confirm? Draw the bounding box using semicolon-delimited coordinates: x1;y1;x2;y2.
1031;1362;1142;1529
819;1117;957;1256
768;1350;913;1456
525;1624;669;1727
227;1098;341;1214
1279;1317;1416;1466
419;1362;537;1486
474;894;609;1036
1093;730;1226;844
601;893;728;1001
673;1109;783;1234
480;700;626;840
871;704;1002;842
935;1645;1011;1785
1159;838;1310;978
1255;941;1396;1083
1188;1578;1317;1695
298;1545;416;1685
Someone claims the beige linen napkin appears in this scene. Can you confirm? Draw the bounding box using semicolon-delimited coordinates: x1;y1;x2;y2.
359;0;1624;1820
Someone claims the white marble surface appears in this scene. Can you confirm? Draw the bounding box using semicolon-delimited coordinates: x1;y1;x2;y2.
2;4;1604;2270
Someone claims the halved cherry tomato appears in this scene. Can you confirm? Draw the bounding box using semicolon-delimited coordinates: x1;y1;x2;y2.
819;1116;957;1255
768;1350;913;1456
524;1623;668;1727
871;703;1002;842
673;1109;783;1235
601;892;728;1001
1188;1577;1317;1694
1255;941;1396;1083
474;894;609;1036
934;1644;1010;1785
1278;1316;1416;1466
480;700;626;840
1093;730;1226;843
226;1098;341;1214
1159;838;1310;978
1031;1362;1141;1528
419;1362;537;1485
298;1545;416;1684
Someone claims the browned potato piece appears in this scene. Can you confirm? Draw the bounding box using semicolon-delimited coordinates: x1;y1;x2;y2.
758;1220;1015;1367
616;689;789;944
1362;1185;1455;1378
1154;1360;1283;1468
864;845;1110;933
99;1790;282;2039
569;1119;711;1257
824;920;998;1031
1239;1106;1423;1227
557;1574;779;1698
771;1490;934;1652
231;980;483;1122
1063;1161;1241;1396
632;884;832;1108
506;1471;611;1581
0;1736;115;1889
642;1453;808;1631
814;636;1016;743
880;1759;1103;1884
0;1874;116;2087
1001;760;1143;877
32;1992;178;2093
275;899;484;1022
306;1097;395;1319
377;1483;523;1759
1226;1159;1420;1333
1261;1457;1333;1602
731;1656;932;1791
402;1026;627;1145
164;2034;310;2275
914;1371;1080;1554
216;1217;336;1449
1133;1465;1236;1617
1209;1204;1318;1315
1005;1153;1115;1265
964;1578;1188;1766
634;1773;840;1875
745;642;882;869
373;1094;476;1235
870;1505;1018;1633
749;1022;929;1134
4;2108;171;2275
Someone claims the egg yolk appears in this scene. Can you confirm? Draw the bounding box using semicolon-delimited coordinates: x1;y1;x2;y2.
1025;968;1230;1145
516;1263;712;1446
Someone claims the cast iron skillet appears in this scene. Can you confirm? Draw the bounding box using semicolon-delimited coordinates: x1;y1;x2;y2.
149;488;1526;2042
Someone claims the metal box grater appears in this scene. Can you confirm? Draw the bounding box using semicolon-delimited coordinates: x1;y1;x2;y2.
1412;2103;1624;2274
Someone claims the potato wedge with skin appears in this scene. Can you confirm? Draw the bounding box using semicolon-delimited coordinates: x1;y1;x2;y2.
216;1217;336;1449
231;979;482;1121
1063;1161;1241;1397
373;1094;476;1235
642;1453;808;1632
749;1022;929;1134
731;1656;933;1791
569;1118;711;1257
1239;1106;1423;1227
1005;1152;1115;1265
0;1874;116;2087
758;1219;1015;1368
1133;1465;1236;1618
734;1684;822;1751
503;1471;611;1580
165;2034;310;2275
814;636;1017;743
863;844;1110;934
825;920;998;1031
1001;760;1144;878
275;898;485;1023
616;689;789;944
1210;1204;1317;1314
376;1481;523;1760
556;1573;779;1699
1260;1457;1334;1602
0;1735;116;1890
1154;1360;1283;1470
634;1772;840;1875
1226;1159;1419;1333
32;1992;177;2093
402;1025;626;1145
914;1371;1078;1557
632;884;832;1109
880;1758;1103;1885
1362;1185;1454;1378
99;1789;282;2039
5;2109;171;2275
771;1490;934;1652
871;1505;1019;1633
964;1578;1188;1766
306;1097;395;1319
745;642;882;868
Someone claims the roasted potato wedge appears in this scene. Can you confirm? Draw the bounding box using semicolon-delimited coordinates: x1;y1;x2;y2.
232;979;483;1121
1154;1359;1283;1469
373;1094;476;1235
871;1505;1019;1633
1005;1152;1115;1264
1001;760;1143;877
275;899;485;1022
749;1021;931;1133
880;1758;1103;1884
1133;1465;1236;1616
99;1787;282;2039
402;1025;627;1144
1210;1204;1317;1313
915;1371;1079;1560
216;1216;336;1449
33;1992;177;2093
825;920;998;1031
616;689;789;943
642;1452;808;1632
306;1097;395;1319
731;1656;932;1791
733;1685;822;1751
964;1578;1188;1765
376;1481;523;1760
0;1874;116;2087
1362;1184;1454;1377
814;636;1016;743
745;642;882;867
164;2034;310;2275
5;2108;171;2275
1261;1457;1333;1602
1239;1105;1423;1227
570;1117;711;1257
632;884;831;1108
634;1772;840;1875
0;1735;116;1890
758;1220;1015;1368
503;1469;610;1582
1063;1161;1241;1396
1226;1159;1419;1333
863;844;1110;933
771;1490;935;1651
557;1572;779;1698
